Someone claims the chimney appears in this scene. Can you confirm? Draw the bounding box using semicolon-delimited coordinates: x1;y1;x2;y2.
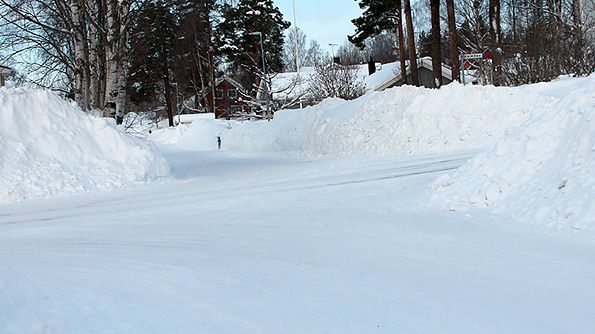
368;57;376;75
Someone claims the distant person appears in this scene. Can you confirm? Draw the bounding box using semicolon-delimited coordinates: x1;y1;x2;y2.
217;136;221;150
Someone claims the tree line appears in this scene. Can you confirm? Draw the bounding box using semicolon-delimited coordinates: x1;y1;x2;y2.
1;0;593;123
349;0;594;87
0;0;293;124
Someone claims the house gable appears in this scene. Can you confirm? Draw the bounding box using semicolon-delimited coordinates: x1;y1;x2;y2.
375;57;453;90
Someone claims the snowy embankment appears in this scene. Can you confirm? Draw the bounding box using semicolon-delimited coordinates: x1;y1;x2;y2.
173;83;555;157
0;88;169;203
430;75;595;232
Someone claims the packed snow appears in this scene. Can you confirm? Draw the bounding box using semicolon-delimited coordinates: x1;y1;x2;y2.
176;82;554;158
431;75;595;232
2;147;595;334
0;88;169;203
163;75;594;232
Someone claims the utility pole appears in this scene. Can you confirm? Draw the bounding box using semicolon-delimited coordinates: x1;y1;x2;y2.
292;0;300;71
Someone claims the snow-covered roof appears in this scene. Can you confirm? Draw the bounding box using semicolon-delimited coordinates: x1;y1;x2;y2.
216;76;245;91
0;65;14;76
270;62;403;101
270;58;476;102
374;57;461;91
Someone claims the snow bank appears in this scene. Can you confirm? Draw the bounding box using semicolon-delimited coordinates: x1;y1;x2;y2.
178;83;554;158
0;88;169;203
430;75;595;231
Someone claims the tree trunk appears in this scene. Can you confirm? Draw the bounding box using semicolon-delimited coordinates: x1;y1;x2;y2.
208;50;216;114
430;0;443;88
396;0;408;83
115;0;129;124
88;0;101;110
489;0;502;86
446;0;460;82
104;0;119;118
572;0;585;73
404;0;419;86
103;0;129;124
162;51;174;127
70;0;89;109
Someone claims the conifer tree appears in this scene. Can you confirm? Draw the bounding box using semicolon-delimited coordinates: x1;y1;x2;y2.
217;0;290;94
349;0;417;85
128;0;179;126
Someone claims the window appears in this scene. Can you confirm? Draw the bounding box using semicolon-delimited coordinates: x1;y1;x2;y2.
231;105;243;114
215;89;223;99
228;89;237;99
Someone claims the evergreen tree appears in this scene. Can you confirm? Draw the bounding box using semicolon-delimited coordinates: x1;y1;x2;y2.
349;0;418;85
128;0;179;126
349;0;398;48
430;0;443;87
175;0;220;112
217;0;290;94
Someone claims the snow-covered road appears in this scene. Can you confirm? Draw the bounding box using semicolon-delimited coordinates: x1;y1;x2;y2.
1;147;594;333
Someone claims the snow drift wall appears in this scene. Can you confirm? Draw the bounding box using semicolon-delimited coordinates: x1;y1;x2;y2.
0;88;169;203
178;83;555;158
430;75;595;232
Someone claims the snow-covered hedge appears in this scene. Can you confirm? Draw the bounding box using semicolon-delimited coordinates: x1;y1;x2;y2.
0;88;169;203
430;75;595;231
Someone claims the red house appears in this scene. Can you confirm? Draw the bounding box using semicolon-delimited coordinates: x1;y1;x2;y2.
202;76;253;119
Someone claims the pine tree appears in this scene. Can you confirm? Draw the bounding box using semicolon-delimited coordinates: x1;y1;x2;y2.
128;0;179;126
217;0;290;94
403;0;419;86
349;0;417;85
430;0;443;88
446;0;460;81
489;0;502;85
175;0;219;112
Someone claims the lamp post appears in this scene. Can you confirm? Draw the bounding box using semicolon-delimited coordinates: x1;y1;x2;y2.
249;31;270;120
292;0;300;71
329;43;339;64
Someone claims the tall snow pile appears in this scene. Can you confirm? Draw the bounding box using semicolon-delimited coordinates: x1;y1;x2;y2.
178;83;555;157
430;75;595;231
0;88;169;203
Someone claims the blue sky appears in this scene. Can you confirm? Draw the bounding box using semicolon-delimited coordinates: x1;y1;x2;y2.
274;0;363;51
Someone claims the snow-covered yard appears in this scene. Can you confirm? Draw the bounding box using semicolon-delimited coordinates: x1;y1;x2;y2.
1;75;594;333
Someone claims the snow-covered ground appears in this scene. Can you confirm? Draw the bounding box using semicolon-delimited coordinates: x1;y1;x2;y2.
2;146;595;334
1;75;594;333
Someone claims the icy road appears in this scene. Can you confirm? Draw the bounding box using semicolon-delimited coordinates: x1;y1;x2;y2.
1;146;594;333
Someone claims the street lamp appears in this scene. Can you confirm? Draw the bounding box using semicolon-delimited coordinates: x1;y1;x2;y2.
292;0;300;71
329;43;339;64
249;31;271;120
